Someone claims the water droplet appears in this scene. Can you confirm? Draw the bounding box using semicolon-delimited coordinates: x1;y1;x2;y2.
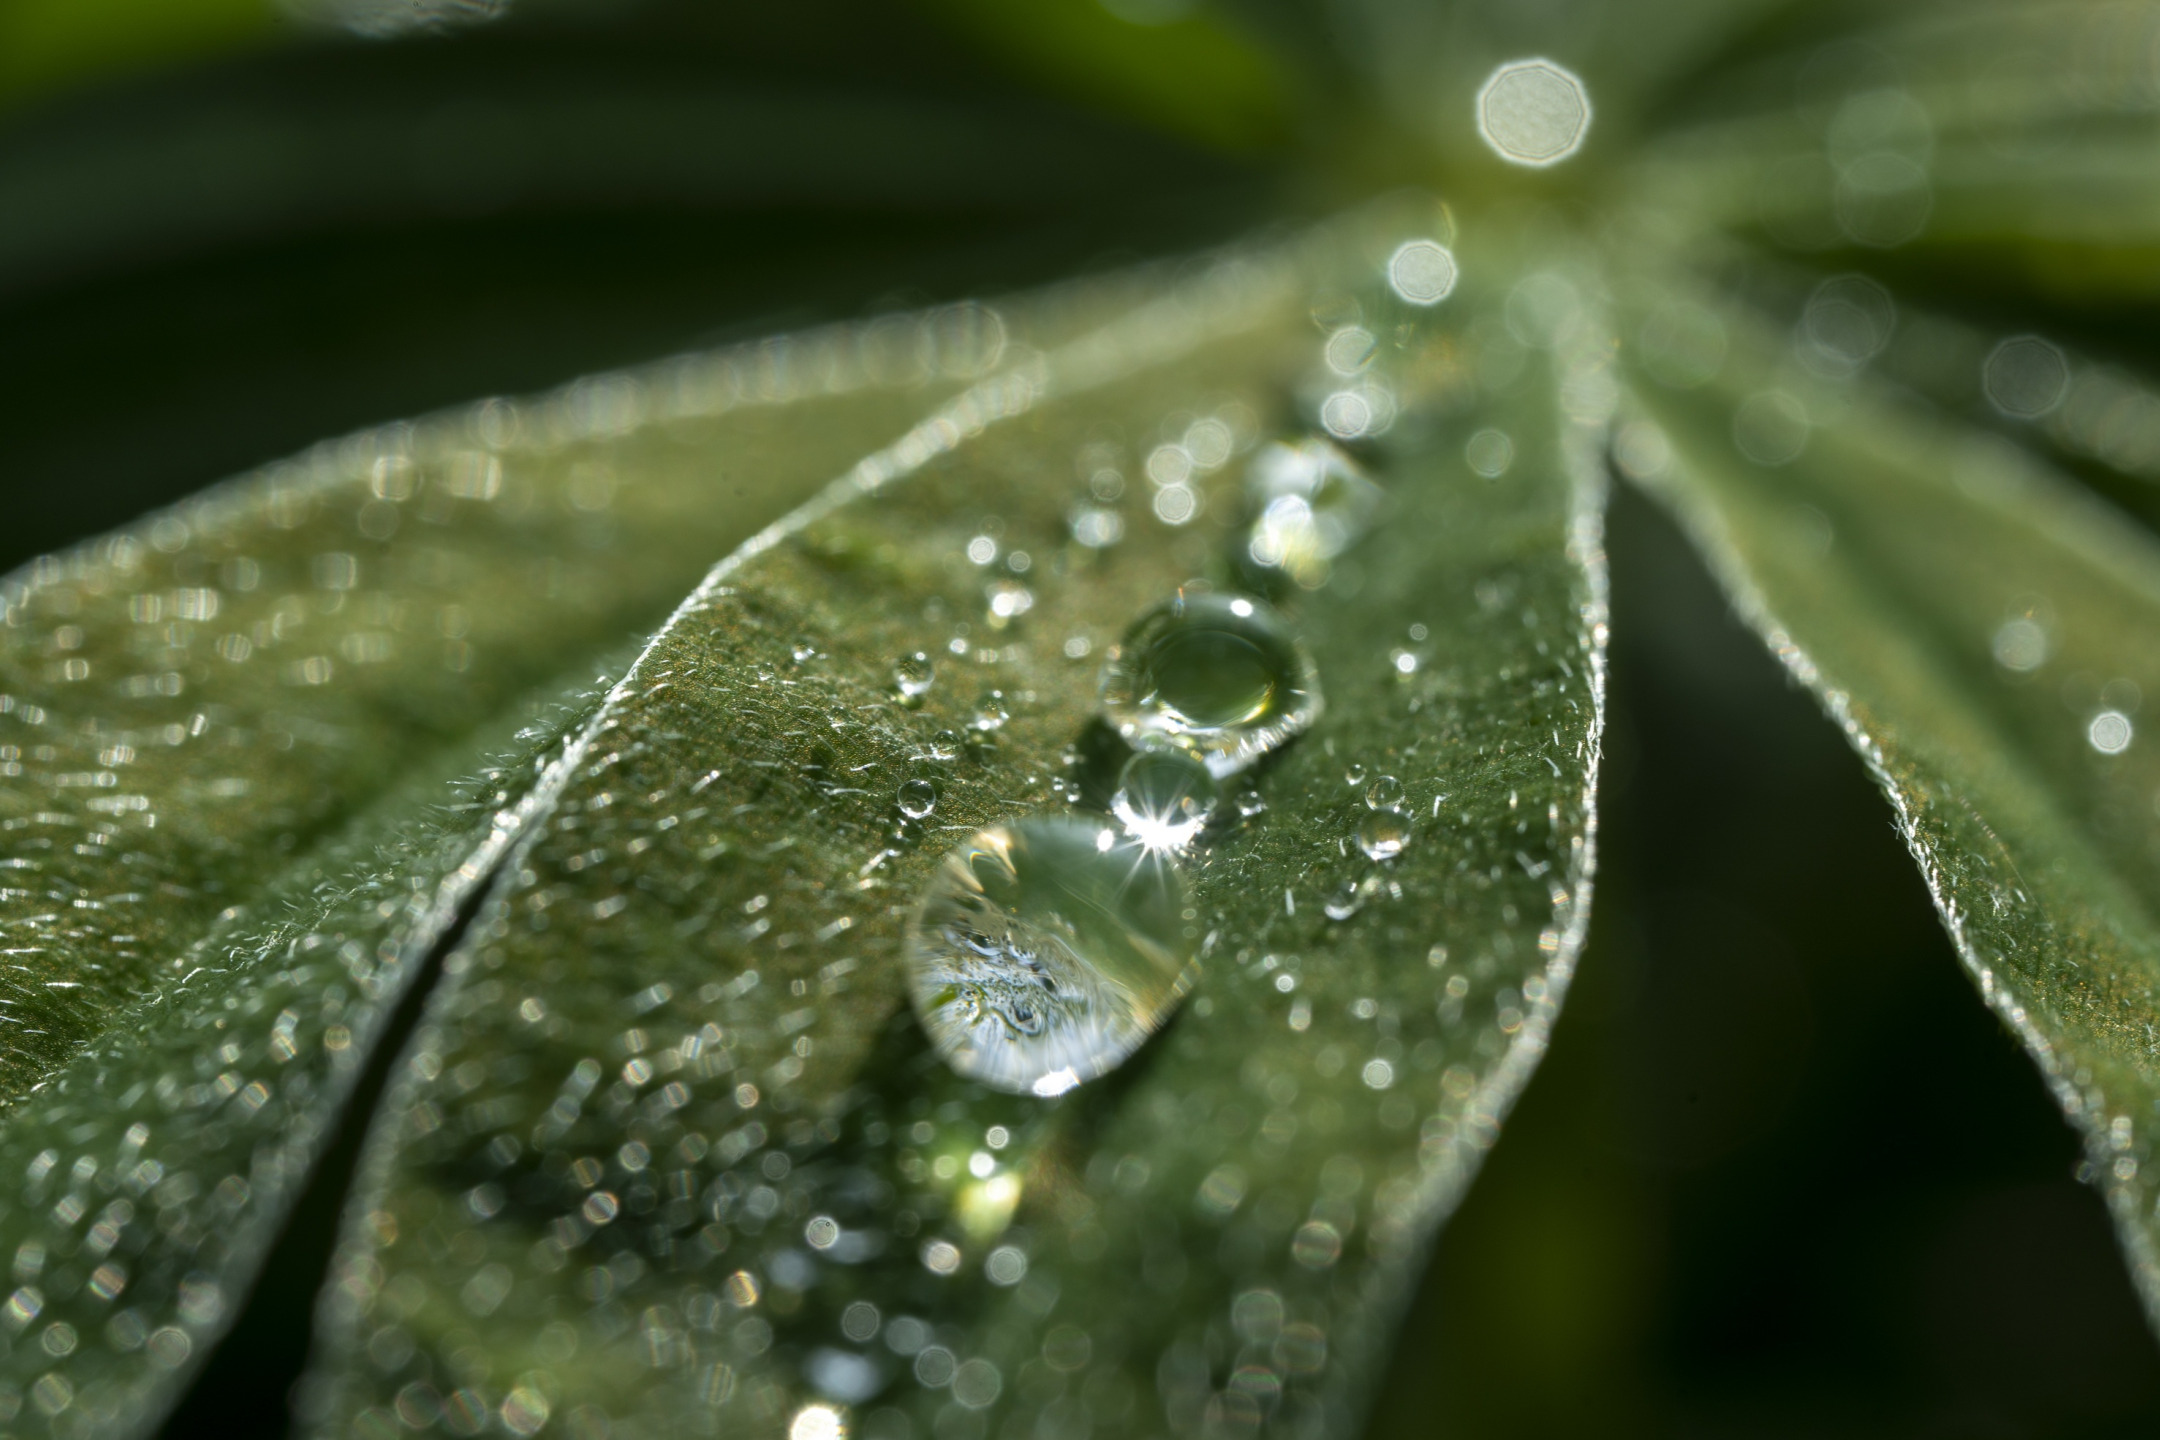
1343;763;1368;786
1476;58;1592;167
908;816;1197;1096
1323;880;1364;921
1357;812;1410;861
1111;749;1218;852
972;692;1009;731
898;779;938;819
1100;592;1322;778
1387;239;1458;306
1364;775;1404;811
895;652;935;698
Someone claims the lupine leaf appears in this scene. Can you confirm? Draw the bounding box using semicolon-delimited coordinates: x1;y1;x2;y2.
0;298;1079;1433
293;208;1608;1440
1614;261;2160;1327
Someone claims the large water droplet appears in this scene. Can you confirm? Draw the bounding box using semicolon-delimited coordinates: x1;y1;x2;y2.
1111;749;1218;852
898;778;937;819
907;816;1197;1096
1100;591;1321;778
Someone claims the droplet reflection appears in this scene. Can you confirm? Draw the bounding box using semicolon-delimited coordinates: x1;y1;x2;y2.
907;816;1198;1096
1111;749;1218;852
1100;592;1322;778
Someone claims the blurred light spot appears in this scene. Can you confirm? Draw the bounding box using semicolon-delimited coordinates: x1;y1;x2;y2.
1387;239;1458;305
1993;617;2050;673
1152;484;1199;525
966;536;998;565
2091;710;2134;755
1985;337;2071;419
1069;506;1123;549
1797;275;1895;378
1733;392;1809;466
1465;429;1514;478
1324;326;1377;376
1477;59;1592;166
806;1350;881;1405
790;1403;846;1440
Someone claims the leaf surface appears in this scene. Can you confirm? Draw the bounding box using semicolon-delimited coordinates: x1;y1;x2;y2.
0;298;1081;1431
1615;264;2160;1327
296;209;1609;1440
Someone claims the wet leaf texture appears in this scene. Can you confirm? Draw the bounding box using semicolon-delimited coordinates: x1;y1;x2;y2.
0;296;1070;1432
298;211;1607;1440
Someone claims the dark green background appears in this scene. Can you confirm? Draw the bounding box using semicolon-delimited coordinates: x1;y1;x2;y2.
2;2;2154;1434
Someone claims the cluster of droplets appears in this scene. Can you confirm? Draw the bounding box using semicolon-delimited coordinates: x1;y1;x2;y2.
903;583;1324;1099
905;239;1459;1097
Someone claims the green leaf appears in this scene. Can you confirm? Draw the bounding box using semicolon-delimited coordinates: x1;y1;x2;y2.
0;306;1051;1430
1614;266;2160;1325
292;208;1607;1439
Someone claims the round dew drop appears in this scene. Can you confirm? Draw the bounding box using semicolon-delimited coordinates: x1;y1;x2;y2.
1111;749;1218;853
898;778;937;819
1100;591;1322;778
1357;811;1410;862
906;815;1198;1096
894;652;935;698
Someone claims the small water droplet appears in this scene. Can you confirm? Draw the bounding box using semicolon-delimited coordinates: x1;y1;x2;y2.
1357;812;1410;861
1111;749;1218;852
973;692;1009;731
1100;591;1321;778
907;816;1197;1096
1323;880;1364;921
1364;776;1404;811
898;779;938;819
1236;788;1268;818
1343;763;1368;786
895;652;935;698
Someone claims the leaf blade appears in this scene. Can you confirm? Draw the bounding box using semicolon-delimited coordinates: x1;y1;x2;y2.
297;210;1610;1440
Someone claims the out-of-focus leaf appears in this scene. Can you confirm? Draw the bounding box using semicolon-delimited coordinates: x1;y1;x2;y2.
0;301;1081;1432
1615;271;2160;1325
297;206;1608;1440
0;0;275;115
1634;1;2160;297
916;0;1296;155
